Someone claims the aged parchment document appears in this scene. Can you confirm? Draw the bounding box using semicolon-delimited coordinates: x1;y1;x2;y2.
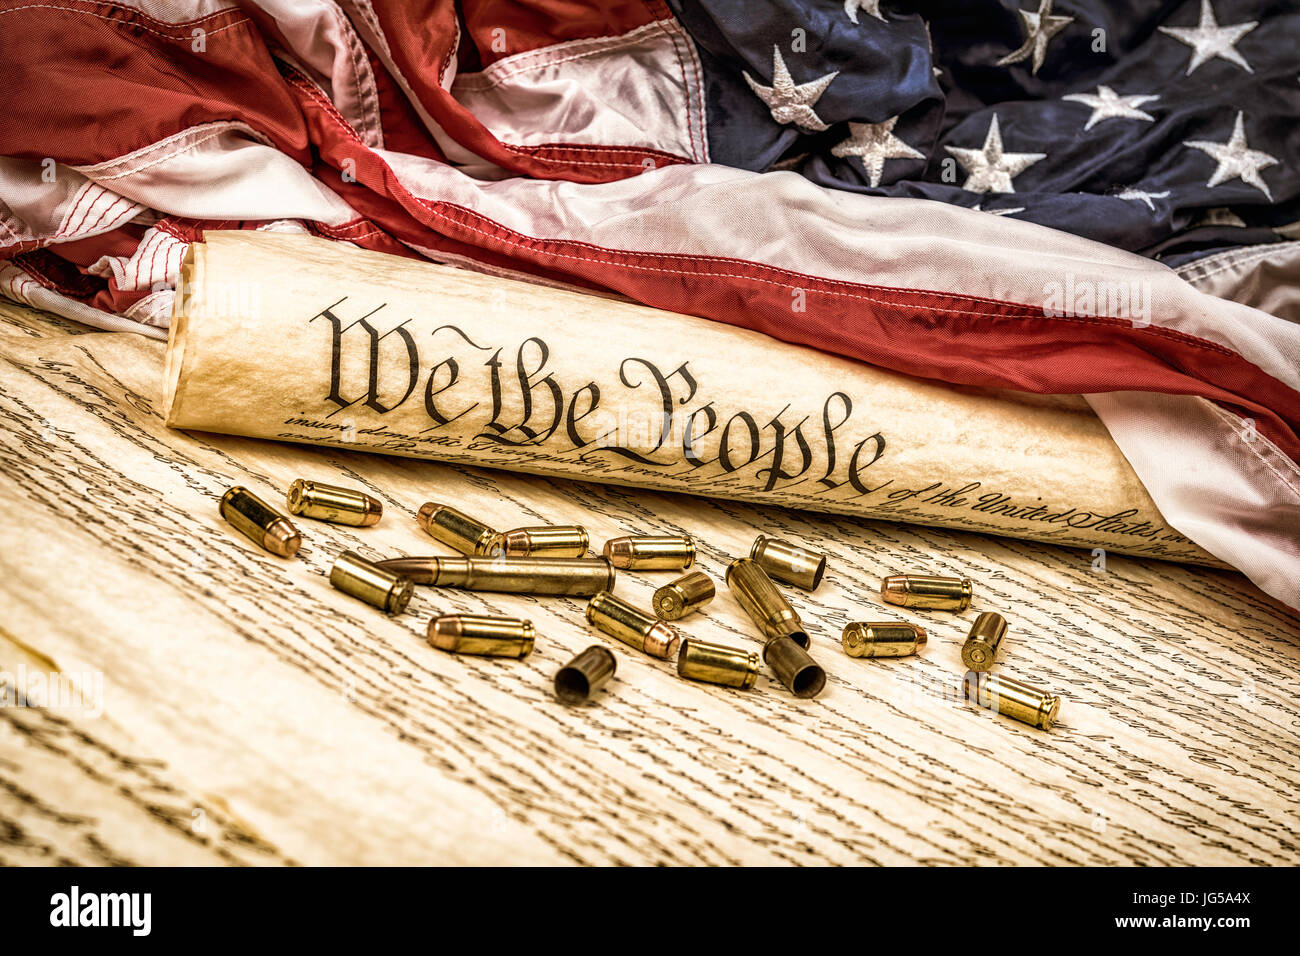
165;232;1215;565
2;299;1298;866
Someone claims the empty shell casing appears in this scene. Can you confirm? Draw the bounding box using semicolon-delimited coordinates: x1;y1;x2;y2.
286;479;382;527
725;558;810;649
603;535;695;570
750;535;827;591
653;571;715;620
495;526;589;558
586;591;683;659
330;550;413;614
842;622;928;658
555;645;617;704
764;635;827;699
373;556;615;596
881;573;973;611
220;486;301;557
962;612;1007;671
677;639;760;689
428;614;535;658
961;671;1060;730
417;502;499;555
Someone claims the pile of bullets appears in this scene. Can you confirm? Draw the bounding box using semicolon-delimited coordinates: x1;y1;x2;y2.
220;480;1061;729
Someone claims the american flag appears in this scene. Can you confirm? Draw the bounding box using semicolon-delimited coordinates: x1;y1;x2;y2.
1;1;1297;607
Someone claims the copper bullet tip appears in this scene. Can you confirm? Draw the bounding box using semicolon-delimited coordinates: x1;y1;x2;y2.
264;520;301;558
603;537;633;568
417;502;438;529
427;614;462;651
881;575;907;605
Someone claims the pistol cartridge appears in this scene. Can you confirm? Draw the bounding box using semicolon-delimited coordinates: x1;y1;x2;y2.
677;639;760;689
961;671;1060;730
881;573;973;611
496;525;589;558
653;571;715;621
842;622;927;658
417;502;499;555
428;614;535;658
286;479;382;527
220;486;301;557
725;558;810;648
962;612;1007;671
330;550;413;614
555;645;617;704
603;535;695;570
750;535;827;591
586;591;683;659
373;556;615;596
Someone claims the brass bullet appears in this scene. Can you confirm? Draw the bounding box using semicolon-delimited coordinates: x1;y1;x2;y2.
842;622;927;658
880;573;972;611
653;571;715;621
961;671;1060;730
603;535;695;570
962;612;1007;672
220;486;301;557
330;550;413;614
725;558;810;649
763;634;827;699
495;525;589;558
677;639;759;690
286;478;382;527
586;591;683;659
555;645;617;704
417;502;499;555
373;555;615;596
428;614;535;658
750;535;827;591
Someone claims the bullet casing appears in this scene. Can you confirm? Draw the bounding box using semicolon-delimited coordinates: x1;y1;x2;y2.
842;622;927;658
220;486;301;557
330;551;413;614
764;635;827;699
373;556;615;596
555;646;617;704
603;535;695;570
286;479;382;526
417;503;499;555
677;639;759;689
881;573;973;611
586;591;683;659
750;535;828;591
496;525;589;558
725;558;810;648
963;612;1007;671
428;614;535;658
962;671;1060;730
653;571;715;620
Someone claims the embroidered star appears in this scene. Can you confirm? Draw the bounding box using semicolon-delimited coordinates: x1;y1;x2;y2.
944;114;1046;193
831;117;924;187
845;0;885;24
1114;188;1171;211
1184;111;1279;200
1158;0;1257;75
996;0;1074;75
1062;86;1158;130
743;46;839;132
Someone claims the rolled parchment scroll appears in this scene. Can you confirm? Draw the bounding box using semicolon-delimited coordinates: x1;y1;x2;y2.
164;231;1216;565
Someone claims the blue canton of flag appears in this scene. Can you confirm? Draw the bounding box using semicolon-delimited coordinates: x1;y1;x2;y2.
667;0;1299;262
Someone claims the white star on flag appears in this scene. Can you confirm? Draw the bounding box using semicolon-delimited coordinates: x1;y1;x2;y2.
1062;86;1159;130
1158;0;1257;75
1115;188;1172;211
844;0;885;24
831;116;924;187
944;114;1047;193
996;0;1074;75
743;46;839;132
1184;111;1279;200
